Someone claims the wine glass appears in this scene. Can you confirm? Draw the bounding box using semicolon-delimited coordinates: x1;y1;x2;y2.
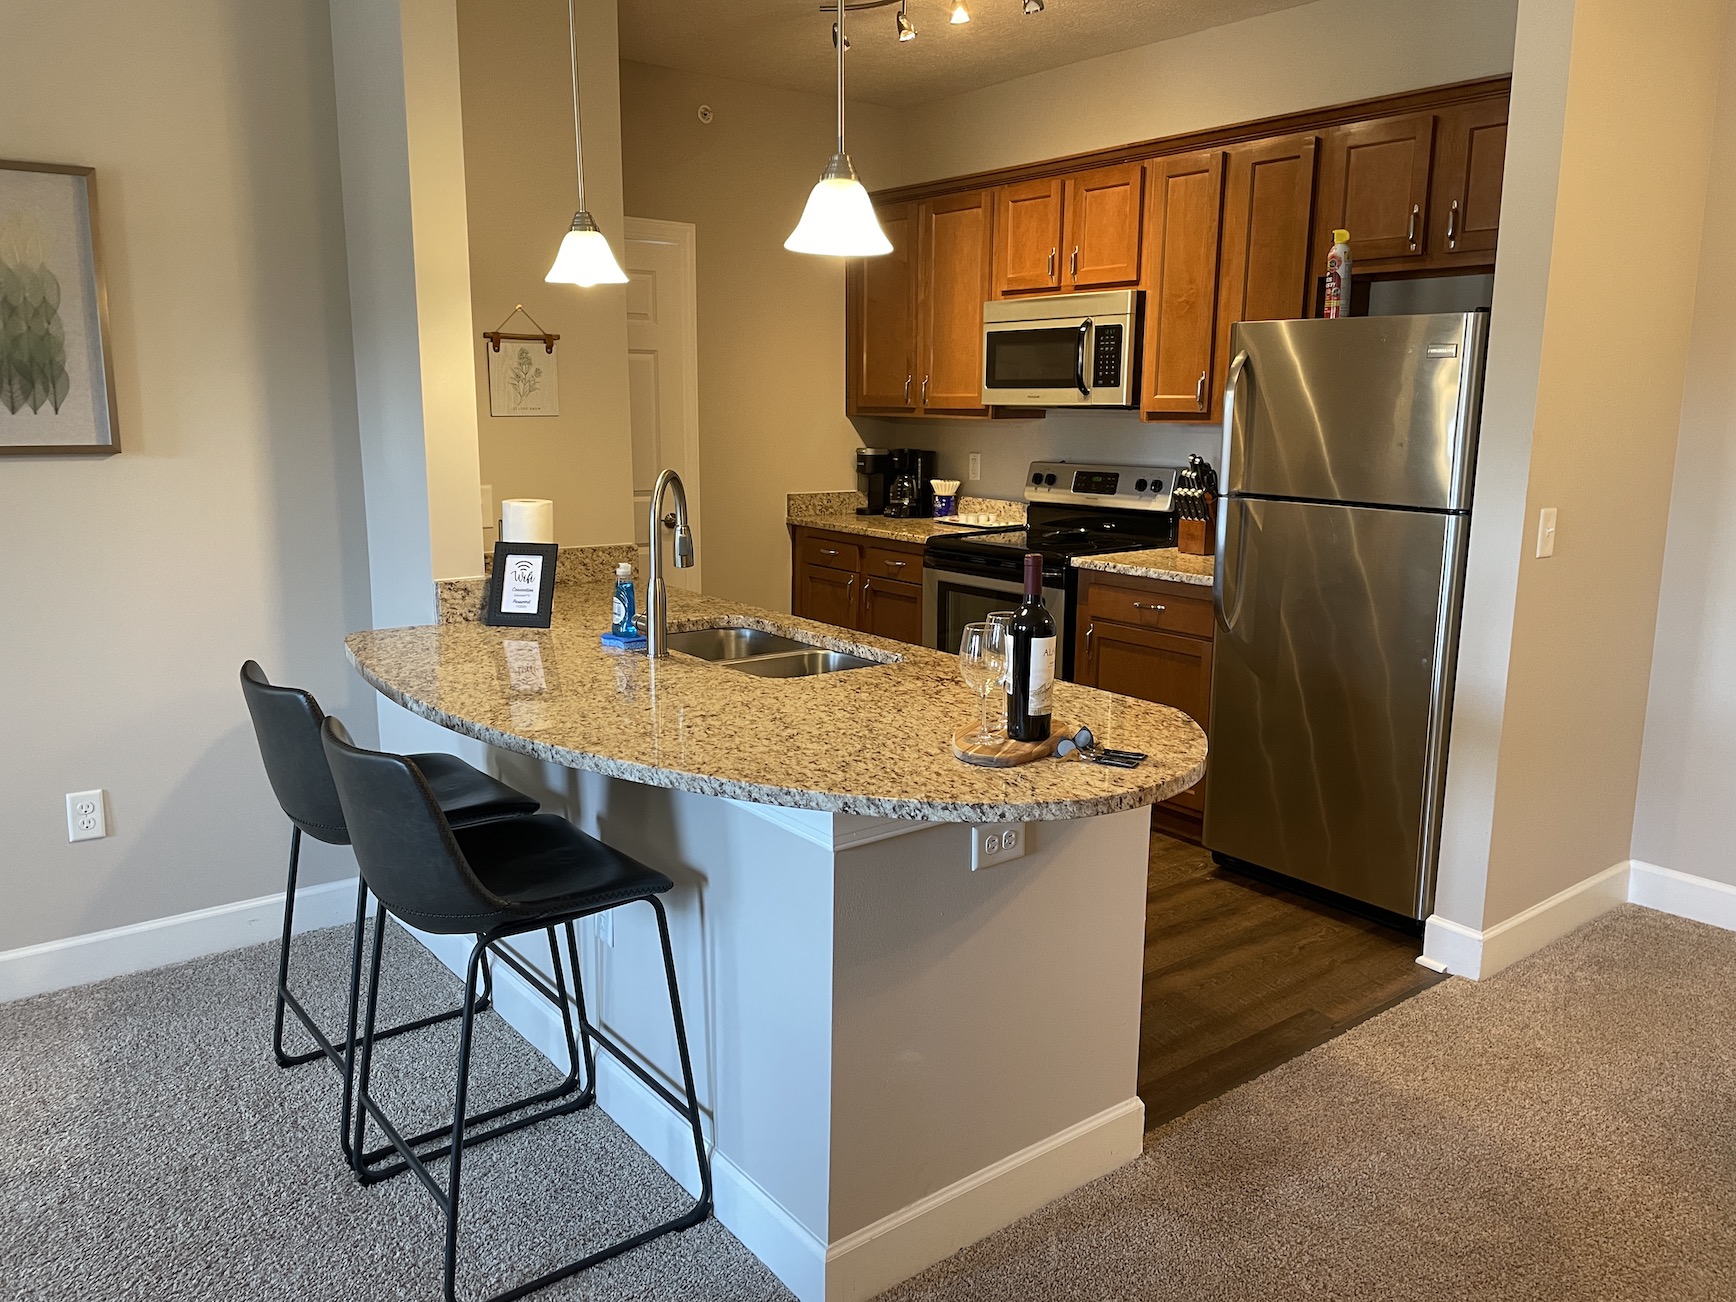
986;611;1015;734
959;621;1008;745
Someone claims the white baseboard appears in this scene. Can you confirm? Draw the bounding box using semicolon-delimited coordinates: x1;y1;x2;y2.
1628;860;1736;932
822;1096;1145;1302
411;928;1143;1302
0;876;360;1005
1423;858;1736;980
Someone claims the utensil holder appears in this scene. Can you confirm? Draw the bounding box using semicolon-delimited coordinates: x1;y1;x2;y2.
1178;494;1217;556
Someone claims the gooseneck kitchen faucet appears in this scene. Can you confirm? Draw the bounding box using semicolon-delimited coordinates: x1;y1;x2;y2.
645;468;694;657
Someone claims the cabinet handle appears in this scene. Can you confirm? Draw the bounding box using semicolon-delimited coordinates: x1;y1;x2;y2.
1446;199;1459;250
1133;601;1166;614
1085;622;1097;664
886;559;907;569
921;375;929;405
1195;371;1208;412
1070;245;1079;279
819;548;840;557
1047;248;1056;279
904;374;912;405
1408;204;1420;251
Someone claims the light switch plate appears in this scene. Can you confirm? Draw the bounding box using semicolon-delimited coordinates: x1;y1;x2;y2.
1536;506;1558;558
66;790;108;842
970;823;1027;870
968;452;982;482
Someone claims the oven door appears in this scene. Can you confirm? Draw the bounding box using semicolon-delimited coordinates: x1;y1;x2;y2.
923;559;1071;675
980;317;1134;407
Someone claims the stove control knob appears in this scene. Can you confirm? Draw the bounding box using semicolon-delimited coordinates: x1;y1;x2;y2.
1031;472;1043;486
1043;473;1057;486
1135;478;1148;492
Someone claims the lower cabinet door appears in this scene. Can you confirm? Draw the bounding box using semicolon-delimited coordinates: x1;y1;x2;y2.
1080;617;1213;813
797;562;861;629
861;576;924;644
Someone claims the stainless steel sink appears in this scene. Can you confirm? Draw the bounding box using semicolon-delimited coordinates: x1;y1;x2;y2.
721;649;877;679
665;627;811;662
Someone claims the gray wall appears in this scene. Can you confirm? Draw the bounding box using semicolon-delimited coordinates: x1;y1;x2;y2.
0;0;372;950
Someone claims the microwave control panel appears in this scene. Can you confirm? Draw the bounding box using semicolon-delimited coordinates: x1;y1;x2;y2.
1092;324;1124;388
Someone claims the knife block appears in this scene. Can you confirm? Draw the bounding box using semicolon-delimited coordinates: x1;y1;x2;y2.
1177;495;1216;556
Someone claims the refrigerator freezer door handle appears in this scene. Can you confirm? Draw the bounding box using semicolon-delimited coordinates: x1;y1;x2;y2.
1221;350;1249;490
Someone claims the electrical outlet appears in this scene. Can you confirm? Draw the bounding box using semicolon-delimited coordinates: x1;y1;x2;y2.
66;790;108;842
970;822;1027;871
968;452;982;482
1535;507;1558;558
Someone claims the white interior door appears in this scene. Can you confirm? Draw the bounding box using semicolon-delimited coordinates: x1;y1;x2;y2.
625;218;702;591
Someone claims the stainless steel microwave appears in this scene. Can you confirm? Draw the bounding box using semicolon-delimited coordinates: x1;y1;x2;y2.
981;289;1139;407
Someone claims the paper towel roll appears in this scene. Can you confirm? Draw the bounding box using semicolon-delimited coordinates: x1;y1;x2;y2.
500;499;554;544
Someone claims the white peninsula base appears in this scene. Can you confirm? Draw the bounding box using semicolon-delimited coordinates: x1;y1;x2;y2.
413;770;1152;1302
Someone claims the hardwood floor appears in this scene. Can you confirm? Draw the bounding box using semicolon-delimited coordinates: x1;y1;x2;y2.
1138;830;1444;1128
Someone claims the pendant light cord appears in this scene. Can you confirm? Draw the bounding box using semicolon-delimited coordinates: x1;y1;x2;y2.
835;0;846;154
567;0;587;210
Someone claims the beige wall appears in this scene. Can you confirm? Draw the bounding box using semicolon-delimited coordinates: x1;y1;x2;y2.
884;0;1519;187
0;0;372;949
459;0;636;553
619;60;900;611
1632;12;1736;891
1439;0;1727;929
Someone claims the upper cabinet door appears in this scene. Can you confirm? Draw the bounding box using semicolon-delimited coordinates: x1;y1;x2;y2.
1432;98;1507;259
849;202;917;413
995;178;1065;294
919;190;994;414
1064;162;1144;288
1142;150;1226;419
1216;134;1317;394
1317;113;1436;264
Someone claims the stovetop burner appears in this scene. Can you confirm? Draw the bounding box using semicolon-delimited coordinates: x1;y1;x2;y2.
930;509;1176;563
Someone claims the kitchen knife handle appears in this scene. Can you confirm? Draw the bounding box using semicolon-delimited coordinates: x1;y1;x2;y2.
1195;370;1208;412
1408;204;1420;251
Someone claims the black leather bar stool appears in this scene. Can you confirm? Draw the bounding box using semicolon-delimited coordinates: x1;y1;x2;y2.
239;661;540;1168
320;716;712;1302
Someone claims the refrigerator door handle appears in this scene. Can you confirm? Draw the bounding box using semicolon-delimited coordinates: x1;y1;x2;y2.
1221;349;1249;491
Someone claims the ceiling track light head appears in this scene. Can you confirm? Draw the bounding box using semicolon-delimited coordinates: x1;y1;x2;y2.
1023;0;1045;13
897;1;916;41
950;0;971;24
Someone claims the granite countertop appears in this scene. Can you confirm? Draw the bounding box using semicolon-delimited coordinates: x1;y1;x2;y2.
1073;548;1216;586
787;490;1025;544
346;583;1205;824
792;514;982;543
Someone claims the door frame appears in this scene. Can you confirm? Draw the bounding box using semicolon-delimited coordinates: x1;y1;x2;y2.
624;216;703;591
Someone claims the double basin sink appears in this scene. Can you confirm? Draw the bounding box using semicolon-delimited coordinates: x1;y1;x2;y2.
663;627;877;679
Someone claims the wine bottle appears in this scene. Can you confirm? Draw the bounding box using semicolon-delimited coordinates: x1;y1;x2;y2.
1007;553;1056;742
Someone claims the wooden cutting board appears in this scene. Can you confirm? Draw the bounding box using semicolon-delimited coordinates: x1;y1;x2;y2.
951;720;1074;768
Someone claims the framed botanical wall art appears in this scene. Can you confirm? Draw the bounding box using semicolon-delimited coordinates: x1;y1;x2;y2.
0;161;119;454
483;305;560;418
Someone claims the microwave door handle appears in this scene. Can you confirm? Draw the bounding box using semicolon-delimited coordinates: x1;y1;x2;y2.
1075;319;1092;399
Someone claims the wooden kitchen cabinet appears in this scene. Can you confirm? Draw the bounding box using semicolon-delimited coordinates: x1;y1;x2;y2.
1316;113;1437;265
861;576;924;643
918;190;995;414
995;177;1066;294
1074;571;1214;828
1064;162;1144;288
1431;97;1507;260
1215;133;1318;403
791;527;927;645
1141;150;1226;420
849;202;917;413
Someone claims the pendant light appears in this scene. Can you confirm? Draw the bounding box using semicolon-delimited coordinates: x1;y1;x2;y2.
785;0;892;257
546;0;627;286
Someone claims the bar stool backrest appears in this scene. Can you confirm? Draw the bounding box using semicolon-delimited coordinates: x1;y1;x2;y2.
240;660;349;845
319;717;514;936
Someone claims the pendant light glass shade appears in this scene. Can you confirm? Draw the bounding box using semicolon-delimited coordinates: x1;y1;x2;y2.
785;155;893;256
787;1;890;257
950;1;972;24
546;211;629;286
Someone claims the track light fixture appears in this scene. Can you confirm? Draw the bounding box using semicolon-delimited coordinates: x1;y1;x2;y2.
897;0;916;41
1023;0;1045;13
950;1;972;23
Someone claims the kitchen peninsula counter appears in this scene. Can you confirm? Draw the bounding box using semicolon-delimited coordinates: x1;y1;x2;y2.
347;583;1205;823
346;579;1198;1302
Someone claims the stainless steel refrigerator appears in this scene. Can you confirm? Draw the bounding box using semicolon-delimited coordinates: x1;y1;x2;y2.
1203;312;1488;920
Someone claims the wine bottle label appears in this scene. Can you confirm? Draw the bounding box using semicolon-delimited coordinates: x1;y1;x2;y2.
1027;636;1056;715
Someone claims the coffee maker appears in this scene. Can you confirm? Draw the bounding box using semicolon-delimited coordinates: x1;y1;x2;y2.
887;448;938;517
856;448;892;516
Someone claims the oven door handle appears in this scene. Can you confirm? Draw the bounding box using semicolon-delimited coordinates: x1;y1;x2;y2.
1074;319;1092;399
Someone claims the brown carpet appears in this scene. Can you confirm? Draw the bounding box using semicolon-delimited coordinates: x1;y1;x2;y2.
882;905;1736;1301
